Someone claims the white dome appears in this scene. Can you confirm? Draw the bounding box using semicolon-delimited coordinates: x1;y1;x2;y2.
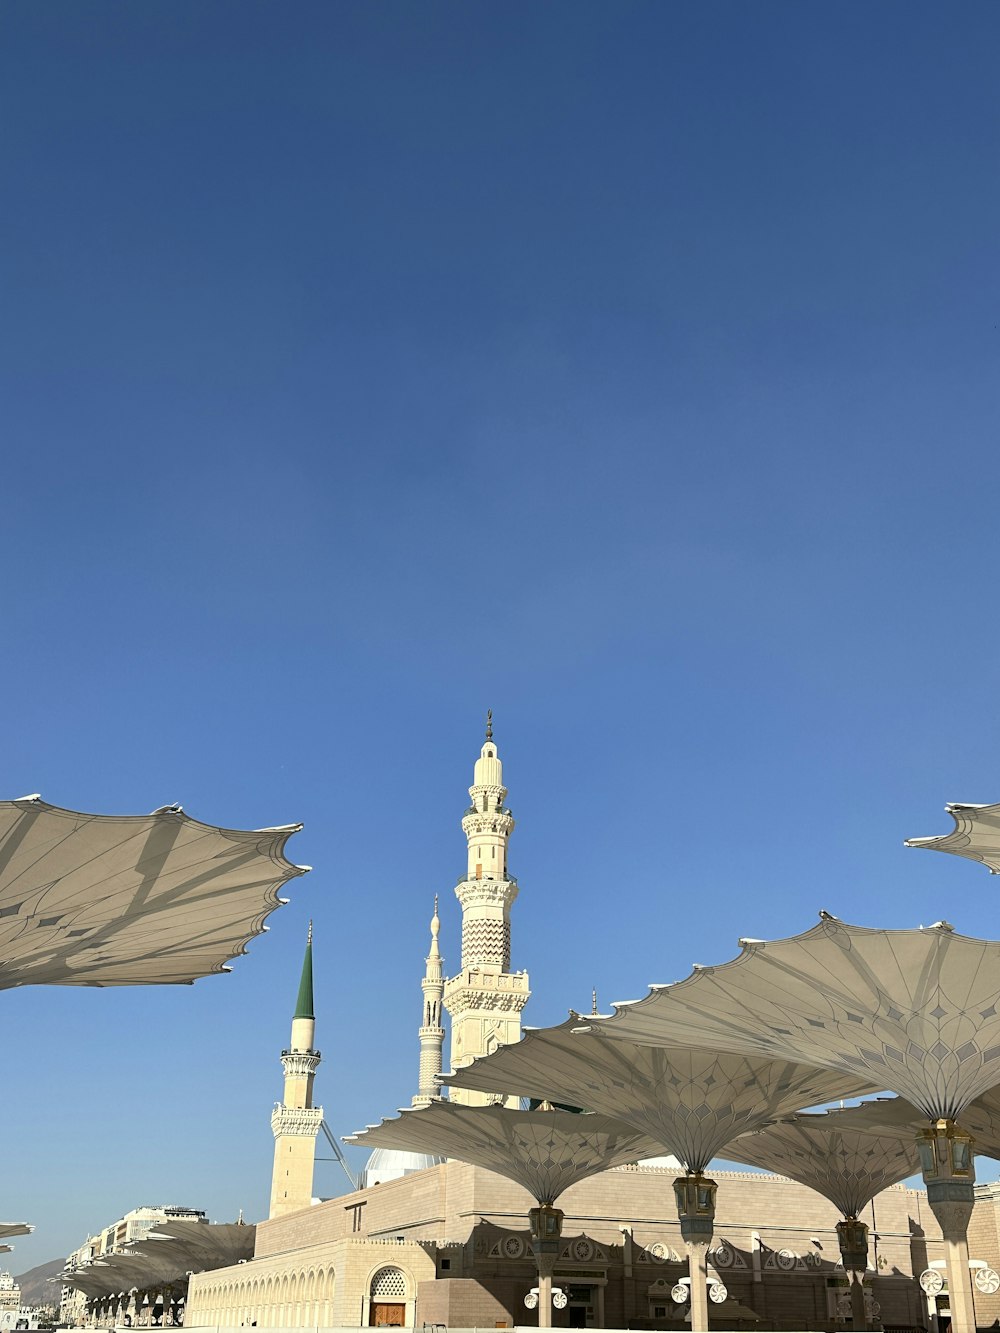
362;1147;445;1187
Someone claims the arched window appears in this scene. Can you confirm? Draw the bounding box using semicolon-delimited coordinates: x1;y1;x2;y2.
370;1266;407;1300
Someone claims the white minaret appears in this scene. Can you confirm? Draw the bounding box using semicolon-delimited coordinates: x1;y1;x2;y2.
443;712;530;1105
413;898;446;1107
269;923;323;1217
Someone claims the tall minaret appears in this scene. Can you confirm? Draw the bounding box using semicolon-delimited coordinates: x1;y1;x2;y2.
269;924;323;1217
413;898;446;1107
443;712;530;1106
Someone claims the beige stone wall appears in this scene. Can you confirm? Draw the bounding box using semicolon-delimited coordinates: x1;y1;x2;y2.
187;1238;436;1330
189;1161;1000;1331
417;1276;517;1327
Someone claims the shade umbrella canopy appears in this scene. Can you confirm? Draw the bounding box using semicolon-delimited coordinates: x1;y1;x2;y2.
584;916;1000;1121
59;1263;128;1299
0;798;308;988
59;1222;257;1299
836;1090;1000;1161
907;803;1000;875
444;1019;877;1172
144;1220;256;1269
723;1105;920;1218
347;1102;662;1204
0;1225;31;1241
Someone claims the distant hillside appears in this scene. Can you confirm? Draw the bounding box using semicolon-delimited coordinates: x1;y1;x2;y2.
13;1258;64;1308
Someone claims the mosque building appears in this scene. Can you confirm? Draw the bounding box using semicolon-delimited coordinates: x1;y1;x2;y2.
186;725;1000;1333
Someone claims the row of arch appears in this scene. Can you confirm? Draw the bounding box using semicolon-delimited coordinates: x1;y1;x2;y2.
191;1263;412;1329
192;1265;335;1328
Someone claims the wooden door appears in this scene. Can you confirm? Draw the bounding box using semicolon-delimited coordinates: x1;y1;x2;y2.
370;1301;406;1326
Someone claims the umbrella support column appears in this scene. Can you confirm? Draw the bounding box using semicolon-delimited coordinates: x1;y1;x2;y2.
848;1272;867;1331
687;1241;711;1333
530;1204;564;1331
940;1221;975;1333
919;1121;976;1333
675;1173;717;1333
836;1219;870;1332
537;1253;555;1329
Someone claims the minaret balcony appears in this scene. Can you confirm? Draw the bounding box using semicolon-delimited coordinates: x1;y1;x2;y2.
456;871;517;887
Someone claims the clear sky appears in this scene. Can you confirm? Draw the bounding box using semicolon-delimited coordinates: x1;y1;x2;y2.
3;0;1000;1274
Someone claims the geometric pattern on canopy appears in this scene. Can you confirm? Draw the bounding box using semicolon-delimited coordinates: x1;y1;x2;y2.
346;1102;663;1205
59;1222;257;1298
835;1090;1000;1164
723;1104;920;1219
0;798;307;988
584;917;1000;1120
906;802;1000;875
443;1018;876;1173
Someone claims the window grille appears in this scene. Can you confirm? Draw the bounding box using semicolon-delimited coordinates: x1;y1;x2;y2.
371;1267;406;1299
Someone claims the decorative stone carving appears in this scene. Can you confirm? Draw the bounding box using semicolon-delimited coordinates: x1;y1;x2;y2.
279;1052;320;1079
270;1106;323;1139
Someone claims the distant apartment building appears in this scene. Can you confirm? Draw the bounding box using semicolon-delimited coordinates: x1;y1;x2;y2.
0;1274;20;1312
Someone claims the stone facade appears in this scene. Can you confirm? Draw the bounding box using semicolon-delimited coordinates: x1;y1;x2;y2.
186;1159;1000;1330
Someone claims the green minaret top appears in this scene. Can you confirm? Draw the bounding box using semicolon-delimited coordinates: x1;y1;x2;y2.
294;920;314;1019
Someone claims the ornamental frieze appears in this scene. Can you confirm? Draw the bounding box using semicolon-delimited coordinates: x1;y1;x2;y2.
270;1105;323;1138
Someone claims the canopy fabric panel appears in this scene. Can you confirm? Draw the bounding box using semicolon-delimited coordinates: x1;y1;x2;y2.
723;1105;920;1218
583;918;1000;1120
0;1224;31;1239
444;1019;875;1173
838;1090;1000;1162
907;803;1000;875
347;1102;661;1204
0;798;307;988
59;1222;256;1298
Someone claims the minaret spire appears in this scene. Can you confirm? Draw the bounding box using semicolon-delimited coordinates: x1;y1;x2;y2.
443;717;530;1105
294;920;314;1020
413;897;446;1108
269;924;323;1217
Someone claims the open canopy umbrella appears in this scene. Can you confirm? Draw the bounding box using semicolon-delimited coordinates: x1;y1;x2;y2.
581;914;1000;1333
0;797;308;988
445;1018;875;1333
347;1101;661;1204
724;1105;919;1220
907;802;1000;875
833;1089;1000;1162
349;1102;660;1329
59;1221;257;1300
723;1104;920;1332
444;1017;876;1173
582;916;1000;1121
0;1223;32;1253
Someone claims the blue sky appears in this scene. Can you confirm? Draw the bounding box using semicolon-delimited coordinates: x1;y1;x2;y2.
3;0;1000;1272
